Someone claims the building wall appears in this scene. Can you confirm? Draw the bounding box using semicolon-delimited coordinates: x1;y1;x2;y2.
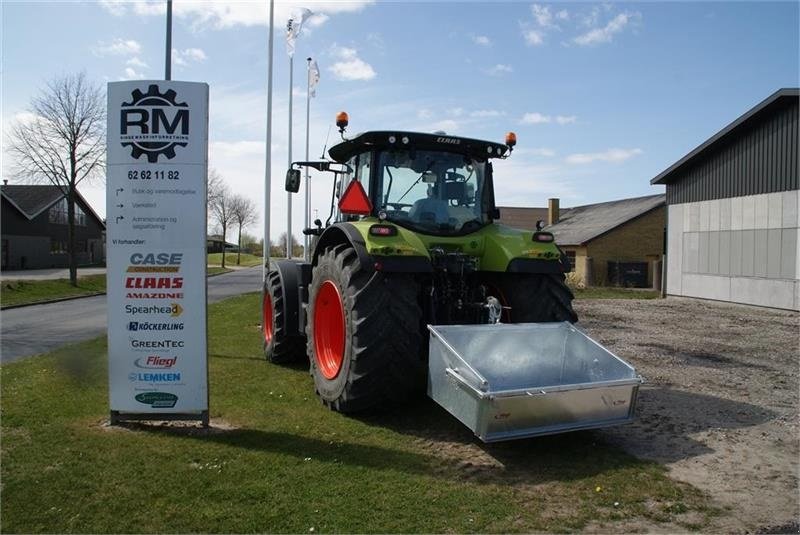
582;206;666;286
562;245;588;286
666;190;799;310
665;98;798;204
1;197;106;269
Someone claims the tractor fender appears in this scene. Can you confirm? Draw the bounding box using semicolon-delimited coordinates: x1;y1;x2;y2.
313;224;372;271
269;259;306;337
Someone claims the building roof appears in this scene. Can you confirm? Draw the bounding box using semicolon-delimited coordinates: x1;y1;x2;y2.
546;194;665;246
651;88;800;185
1;184;105;227
496;206;551;230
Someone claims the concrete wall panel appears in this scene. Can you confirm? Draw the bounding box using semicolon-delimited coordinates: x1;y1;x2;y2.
753;194;767;229
754;229;768;277
667;205;683;294
783;190;799;228
767;229;782;278
682;274;731;301
731;197;743;230
768;192;783;228
709;200;720;231
719;231;731;275
781;228;797;279
730;230;743;276
698;232;709;273
709;231;720;274
699;201;710;231
689;203;700;232
730;277;796;310
744;195;758;229
720;198;732;231
741;230;755;276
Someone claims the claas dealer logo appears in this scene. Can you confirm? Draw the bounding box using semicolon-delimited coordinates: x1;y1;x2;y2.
120;84;189;163
125;252;184;299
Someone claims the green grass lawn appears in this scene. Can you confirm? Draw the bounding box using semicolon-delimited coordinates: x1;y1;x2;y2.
573;287;661;300
0;293;716;533
206;266;232;276
1;270;233;308
207;253;262;267
0;275;107;308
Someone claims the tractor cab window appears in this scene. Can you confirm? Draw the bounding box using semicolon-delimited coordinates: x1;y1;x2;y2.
377;149;486;235
336;152;370;222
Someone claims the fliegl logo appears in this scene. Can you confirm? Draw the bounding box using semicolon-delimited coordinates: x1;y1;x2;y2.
120;84;189;163
127;252;182;273
134;355;178;369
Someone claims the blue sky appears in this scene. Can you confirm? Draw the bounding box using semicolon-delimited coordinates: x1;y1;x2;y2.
2;1;799;240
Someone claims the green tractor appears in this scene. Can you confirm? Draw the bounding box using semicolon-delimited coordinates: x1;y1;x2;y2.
263;114;577;413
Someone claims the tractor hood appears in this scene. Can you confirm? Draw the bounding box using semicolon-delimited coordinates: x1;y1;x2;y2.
328;131;509;163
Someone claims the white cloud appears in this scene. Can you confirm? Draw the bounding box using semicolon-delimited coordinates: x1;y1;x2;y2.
530;147;556;157
123;67;146;80
469;110;505;118
473;35;491;46
521;112;551;124
417;109;432;120
555;115;577;124
574;12;639;46
99;1;374;31
531;4;555;28
92;38;141;56
126;57;148;68
556;9;569;21
523;29;545;46
448;108;464;117
430;119;460;133
328;45;375;81
173;47;207;67
486;64;513;76
565;148;643;165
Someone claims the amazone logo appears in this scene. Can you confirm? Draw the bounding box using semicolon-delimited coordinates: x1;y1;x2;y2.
135;392;178;408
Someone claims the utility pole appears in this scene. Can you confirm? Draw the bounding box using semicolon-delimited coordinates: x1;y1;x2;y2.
263;0;275;281
164;0;172;80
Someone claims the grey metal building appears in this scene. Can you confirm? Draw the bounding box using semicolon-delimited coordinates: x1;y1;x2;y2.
652;88;799;310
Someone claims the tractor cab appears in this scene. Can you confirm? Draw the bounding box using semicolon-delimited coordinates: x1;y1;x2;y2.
287;118;516;238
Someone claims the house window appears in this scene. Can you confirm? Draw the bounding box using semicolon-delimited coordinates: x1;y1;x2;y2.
50;240;67;254
565;250;576;272
49;198;86;226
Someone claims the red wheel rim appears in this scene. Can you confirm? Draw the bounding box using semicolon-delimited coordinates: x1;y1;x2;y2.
263;293;273;343
313;280;345;379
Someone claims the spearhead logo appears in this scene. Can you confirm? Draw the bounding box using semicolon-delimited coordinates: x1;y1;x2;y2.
135;392;178;408
120;84;189;162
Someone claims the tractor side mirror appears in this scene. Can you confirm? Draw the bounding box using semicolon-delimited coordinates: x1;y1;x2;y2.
285;169;301;193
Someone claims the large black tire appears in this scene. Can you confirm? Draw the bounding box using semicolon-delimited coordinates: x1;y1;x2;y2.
488;273;578;323
263;271;305;363
306;244;426;413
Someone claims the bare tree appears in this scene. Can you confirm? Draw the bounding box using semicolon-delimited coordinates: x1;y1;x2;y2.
207;168;224;211
271;232;303;258
209;179;235;268
230;195;258;265
7;72;105;286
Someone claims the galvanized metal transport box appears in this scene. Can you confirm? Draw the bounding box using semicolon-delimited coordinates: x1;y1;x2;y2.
427;322;643;442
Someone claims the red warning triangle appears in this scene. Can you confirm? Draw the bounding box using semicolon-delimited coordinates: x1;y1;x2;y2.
338;180;373;215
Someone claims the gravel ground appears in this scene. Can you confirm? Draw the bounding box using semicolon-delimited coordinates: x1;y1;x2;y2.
577;297;799;534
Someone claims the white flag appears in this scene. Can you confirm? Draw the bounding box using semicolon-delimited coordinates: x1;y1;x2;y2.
309;60;320;97
286;8;313;58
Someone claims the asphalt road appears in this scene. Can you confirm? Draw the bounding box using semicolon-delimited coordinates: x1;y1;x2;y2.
0;267;263;363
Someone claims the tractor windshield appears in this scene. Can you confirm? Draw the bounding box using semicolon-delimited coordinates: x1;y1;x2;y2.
376;149;488;235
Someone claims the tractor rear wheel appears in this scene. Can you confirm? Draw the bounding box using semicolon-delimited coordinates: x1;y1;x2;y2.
488;273;578;323
306;244;425;413
263;271;305;363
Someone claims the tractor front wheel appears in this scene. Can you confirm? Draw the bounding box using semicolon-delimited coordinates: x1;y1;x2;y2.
263;271;305;363
306;245;425;412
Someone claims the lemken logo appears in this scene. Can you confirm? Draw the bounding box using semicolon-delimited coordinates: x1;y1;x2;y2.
135;391;178;408
128;372;182;383
135;355;178;369
127;252;183;273
120;85;189;163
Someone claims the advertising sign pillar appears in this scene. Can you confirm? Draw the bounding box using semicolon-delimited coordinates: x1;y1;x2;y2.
106;81;209;425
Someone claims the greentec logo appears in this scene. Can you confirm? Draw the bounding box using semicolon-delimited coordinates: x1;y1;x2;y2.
135;392;178;408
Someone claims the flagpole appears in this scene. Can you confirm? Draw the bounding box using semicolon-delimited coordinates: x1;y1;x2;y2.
263;0;274;283
286;55;293;258
304;57;311;261
164;0;172;80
